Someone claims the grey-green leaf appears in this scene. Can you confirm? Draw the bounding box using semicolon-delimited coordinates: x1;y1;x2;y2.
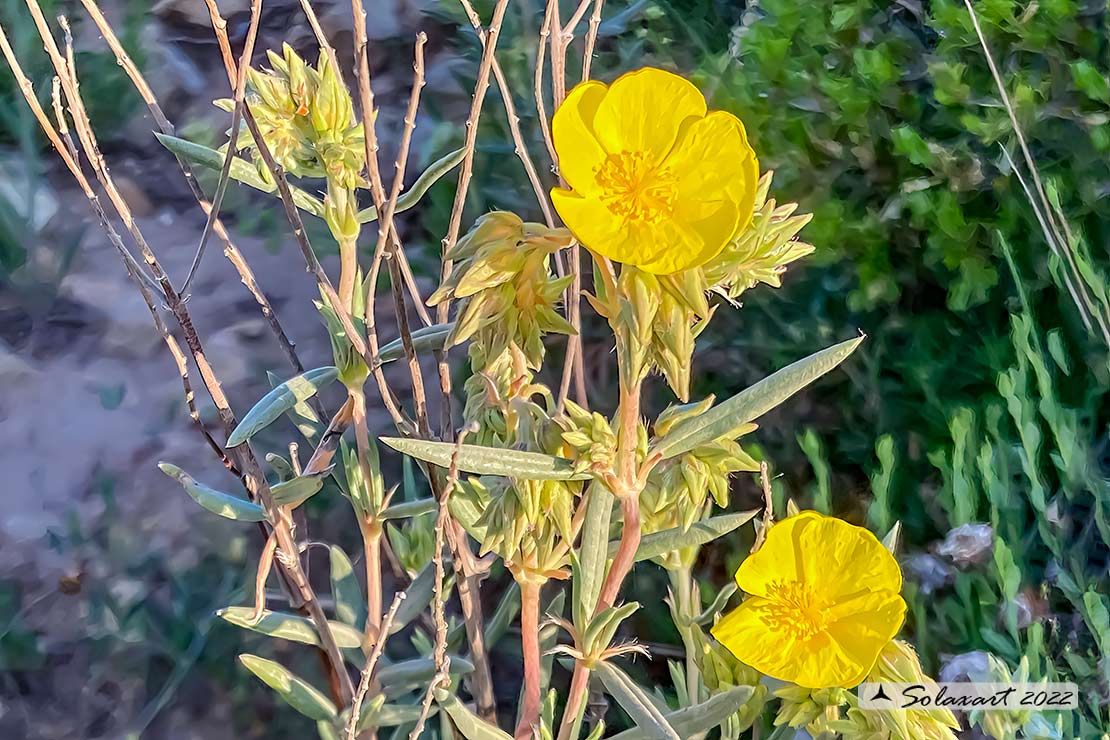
574;487;614;627
267;370;324;444
607;686;756;740
377;656;475;690
227;367;339;448
595;662;680;740
434;689;513;740
219;607;364;649
239;654;338;721
270;474;326;508
380;438;589;481
389;564;435;634
614;510;758;562
652;336;864;459
379;323;455;364
329;546;366;629
380;497;437;520
155;134;325;216
159;463;266;522
357;148;466;223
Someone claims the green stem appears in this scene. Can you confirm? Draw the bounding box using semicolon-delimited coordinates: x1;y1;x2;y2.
670;566;703;713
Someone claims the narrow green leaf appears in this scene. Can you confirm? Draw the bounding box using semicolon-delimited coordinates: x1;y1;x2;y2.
219;607;363;648
483;581;521;647
377;655;474;689
159;463;266;522
228;367;338;448
595;662;680;740
379;323;455;364
155;133;325;216
390;563;435;634
356;701;437;732
380;437;589;481
607;686;756;740
574;487;614;627
652;336;864;459
267;370;323;444
434;689;513;740
380;497;437;520
239;654;338;721
615;510;759;562
329;546;366;629
357;148;466;223
270;473;326;508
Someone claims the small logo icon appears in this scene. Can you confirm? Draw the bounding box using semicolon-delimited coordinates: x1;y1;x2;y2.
869;684;891;703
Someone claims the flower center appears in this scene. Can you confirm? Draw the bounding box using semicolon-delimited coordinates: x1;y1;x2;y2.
765;580;826;641
594;151;676;225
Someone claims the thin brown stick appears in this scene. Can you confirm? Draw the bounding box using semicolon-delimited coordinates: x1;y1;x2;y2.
534;0;558;167
249;531;279;623
200;0;370;366
80;0;309;381
10;6;355;703
408;427;474;740
369;33;431;437
347;592;407;740
181;0;262;295
439;0;513;293
581;0;604;81
458;0;554;226
545;0;587;410
434;0;512;443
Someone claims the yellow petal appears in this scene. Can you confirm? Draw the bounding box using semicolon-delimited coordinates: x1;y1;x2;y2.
712;599;866;689
666;111;757;204
795;515;903;604
551;188;624;251
635;199;740;274
591;68;706;162
824;591;907;684
552;81;609;195
734;510;824;596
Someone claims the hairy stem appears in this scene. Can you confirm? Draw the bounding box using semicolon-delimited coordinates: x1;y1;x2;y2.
339;236;359;311
515;578;544;740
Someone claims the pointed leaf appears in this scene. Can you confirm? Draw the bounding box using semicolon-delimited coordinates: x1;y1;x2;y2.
380;438;588;481
607;686;756;740
389;563;436;634
159;463;265;522
218;607;364;648
379;323;455;364
574;487;614;628
652;336;864;459
239;654;338;721
270;473;326;508
595;662;680;740
156;133;324;216
357;148;466;223
434;689;513;740
380;497;437;520
329;546;366;629
267;370;324;444
614;511;759;562
377;655;475;690
228;367;339;448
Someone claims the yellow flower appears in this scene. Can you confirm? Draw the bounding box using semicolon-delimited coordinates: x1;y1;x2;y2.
711;511;906;689
551;67;759;275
